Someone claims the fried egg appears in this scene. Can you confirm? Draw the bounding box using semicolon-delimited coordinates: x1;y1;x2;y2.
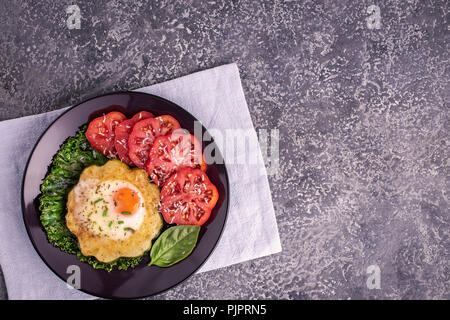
66;160;162;263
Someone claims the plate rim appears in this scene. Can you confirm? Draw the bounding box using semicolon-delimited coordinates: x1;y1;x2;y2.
20;91;230;299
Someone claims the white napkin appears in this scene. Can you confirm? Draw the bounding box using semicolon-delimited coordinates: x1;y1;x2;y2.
0;63;281;300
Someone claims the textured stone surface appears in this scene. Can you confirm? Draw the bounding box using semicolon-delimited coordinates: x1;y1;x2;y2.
0;0;448;300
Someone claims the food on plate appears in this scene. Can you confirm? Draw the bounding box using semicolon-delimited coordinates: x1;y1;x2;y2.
145;133;207;187
86;111;126;158
149;225;200;267
160;168;219;226
66;160;162;263
114;111;154;166
39;109;220;271
128;115;181;169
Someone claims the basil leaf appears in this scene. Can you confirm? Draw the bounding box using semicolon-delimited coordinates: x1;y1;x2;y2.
149;225;200;267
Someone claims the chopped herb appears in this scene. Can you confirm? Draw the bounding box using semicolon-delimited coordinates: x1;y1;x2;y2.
124;227;135;233
108;221;113;227
118;221;124;224
121;211;132;215
102;209;108;216
94;198;104;204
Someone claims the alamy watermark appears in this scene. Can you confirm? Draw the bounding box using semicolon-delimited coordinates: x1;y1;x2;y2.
166;121;280;176
66;5;81;30
66;265;81;290
366;264;381;289
366;5;382;30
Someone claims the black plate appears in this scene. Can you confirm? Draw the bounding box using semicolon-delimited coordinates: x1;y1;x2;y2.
21;92;229;299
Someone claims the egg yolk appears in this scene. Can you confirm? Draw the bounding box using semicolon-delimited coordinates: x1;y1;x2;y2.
113;187;140;216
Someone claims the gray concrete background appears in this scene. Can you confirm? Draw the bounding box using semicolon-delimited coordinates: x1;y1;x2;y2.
0;0;448;299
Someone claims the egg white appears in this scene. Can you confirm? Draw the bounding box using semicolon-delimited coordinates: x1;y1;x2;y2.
71;179;145;241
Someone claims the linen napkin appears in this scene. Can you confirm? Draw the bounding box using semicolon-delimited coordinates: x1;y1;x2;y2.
0;63;281;300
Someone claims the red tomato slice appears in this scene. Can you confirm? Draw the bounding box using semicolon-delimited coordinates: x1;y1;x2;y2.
85;111;126;158
114;111;154;166
128;115;181;169
145;133;206;187
160;168;218;226
131;111;154;122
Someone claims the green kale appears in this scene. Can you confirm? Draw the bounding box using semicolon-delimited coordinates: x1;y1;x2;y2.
38;125;144;272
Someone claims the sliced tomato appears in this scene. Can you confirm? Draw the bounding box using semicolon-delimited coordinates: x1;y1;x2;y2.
131;111;154;122
155;115;182;136
85;111;126;158
145;133;206;187
160;168;218;226
114;111;154;166
128;115;181;169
